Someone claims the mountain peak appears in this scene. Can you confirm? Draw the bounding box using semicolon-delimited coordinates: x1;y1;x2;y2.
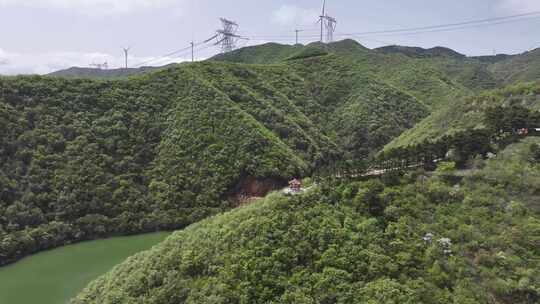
375;45;466;59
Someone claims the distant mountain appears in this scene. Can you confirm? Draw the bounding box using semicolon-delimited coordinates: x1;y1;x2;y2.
386;81;540;150
471;53;514;64
0;46;429;266
48;65;171;79
375;45;466;59
210;43;305;64
214;41;540;99
211;39;369;64
3;39;540;304
489;48;540;84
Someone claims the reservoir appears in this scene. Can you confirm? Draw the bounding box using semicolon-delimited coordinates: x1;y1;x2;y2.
0;232;170;304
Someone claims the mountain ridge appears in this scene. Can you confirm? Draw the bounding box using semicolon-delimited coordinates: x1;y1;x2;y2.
2;38;540;304
0;50;429;265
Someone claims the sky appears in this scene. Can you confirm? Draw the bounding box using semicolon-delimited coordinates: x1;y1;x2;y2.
0;0;539;75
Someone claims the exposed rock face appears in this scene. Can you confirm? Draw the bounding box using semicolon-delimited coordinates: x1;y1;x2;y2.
231;176;287;204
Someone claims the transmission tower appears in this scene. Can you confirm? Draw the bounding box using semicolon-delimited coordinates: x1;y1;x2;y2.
90;62;108;69
325;16;337;42
215;18;242;53
318;0;337;43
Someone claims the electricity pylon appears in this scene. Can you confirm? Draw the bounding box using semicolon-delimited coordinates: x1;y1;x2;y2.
215;18;245;53
90;62;108;69
317;0;337;43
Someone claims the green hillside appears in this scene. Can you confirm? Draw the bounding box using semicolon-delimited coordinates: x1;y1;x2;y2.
386;82;540;150
73;138;540;304
376;45;467;59
0;50;428;265
48;66;168;79
490;48;540;84
3;39;540;303
211;43;304;64
214;40;476;109
215;41;540;111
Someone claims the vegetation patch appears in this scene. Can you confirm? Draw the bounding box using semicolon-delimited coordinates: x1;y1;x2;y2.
73;138;540;304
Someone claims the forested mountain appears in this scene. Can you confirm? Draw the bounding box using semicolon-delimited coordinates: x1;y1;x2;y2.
73;137;540;304
215;40;540;108
48;65;166;79
489;48;540;84
0;47;428;265
2;39;540;303
386;82;540;149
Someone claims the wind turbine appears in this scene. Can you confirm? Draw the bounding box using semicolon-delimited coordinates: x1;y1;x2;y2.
318;0;326;43
123;47;131;69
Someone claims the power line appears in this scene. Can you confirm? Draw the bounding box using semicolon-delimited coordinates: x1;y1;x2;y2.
132;45;194;67
338;15;540;39
132;38;213;67
338;11;540;37
361;37;394;46
191;43;220;60
130;18;241;68
243;11;540;41
216;18;247;53
157;41;218;65
130;11;540;68
245;28;320;39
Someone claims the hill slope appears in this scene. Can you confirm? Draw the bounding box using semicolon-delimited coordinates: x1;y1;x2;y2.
376;45;467;59
386;81;540;150
489;48;540;84
48;66;166;79
73;138;540;304
215;41;540;111
0;52;427;265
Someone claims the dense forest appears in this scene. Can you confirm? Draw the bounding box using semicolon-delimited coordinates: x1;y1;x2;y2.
0;44;429;265
386;82;540;149
1;39;540;303
73;137;540;304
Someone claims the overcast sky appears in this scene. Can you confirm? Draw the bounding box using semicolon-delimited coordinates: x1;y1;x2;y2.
1;0;539;75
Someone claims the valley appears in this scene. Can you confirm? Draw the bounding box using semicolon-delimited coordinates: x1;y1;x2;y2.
1;39;540;304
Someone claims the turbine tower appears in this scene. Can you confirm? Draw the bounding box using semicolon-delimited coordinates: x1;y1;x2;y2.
123;47;130;69
318;0;337;43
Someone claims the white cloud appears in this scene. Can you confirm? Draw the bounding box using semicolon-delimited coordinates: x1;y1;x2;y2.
0;48;188;75
498;0;540;13
0;0;180;15
271;5;320;26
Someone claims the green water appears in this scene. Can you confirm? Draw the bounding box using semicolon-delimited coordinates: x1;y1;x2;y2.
0;232;170;304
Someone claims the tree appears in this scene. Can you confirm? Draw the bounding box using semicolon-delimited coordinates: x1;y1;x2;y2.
353;179;386;216
530;144;540;163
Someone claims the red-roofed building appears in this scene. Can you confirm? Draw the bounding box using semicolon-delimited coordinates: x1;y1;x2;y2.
517;128;529;136
288;179;302;192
